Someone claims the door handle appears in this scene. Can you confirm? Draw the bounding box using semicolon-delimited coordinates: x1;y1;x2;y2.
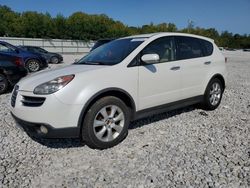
170;66;180;71
204;61;211;65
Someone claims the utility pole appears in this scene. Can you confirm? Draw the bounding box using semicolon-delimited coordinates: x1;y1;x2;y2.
188;19;195;33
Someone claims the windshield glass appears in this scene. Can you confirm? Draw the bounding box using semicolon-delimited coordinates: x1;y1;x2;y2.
76;38;145;65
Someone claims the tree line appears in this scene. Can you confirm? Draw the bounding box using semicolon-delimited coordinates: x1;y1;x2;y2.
1;5;250;48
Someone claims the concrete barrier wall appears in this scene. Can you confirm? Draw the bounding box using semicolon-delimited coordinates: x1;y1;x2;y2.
0;37;94;55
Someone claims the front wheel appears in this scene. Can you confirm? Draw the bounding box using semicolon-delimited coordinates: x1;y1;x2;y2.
81;96;131;149
26;59;40;72
203;78;224;110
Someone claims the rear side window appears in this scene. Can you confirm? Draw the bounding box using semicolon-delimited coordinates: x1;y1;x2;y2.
175;36;213;60
175;36;204;60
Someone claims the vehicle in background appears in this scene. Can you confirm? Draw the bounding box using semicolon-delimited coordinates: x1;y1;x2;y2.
0;41;48;72
225;48;236;51
19;46;63;64
90;39;114;51
0;54;27;94
243;49;250;52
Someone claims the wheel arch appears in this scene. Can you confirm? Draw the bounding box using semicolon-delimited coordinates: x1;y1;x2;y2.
205;73;226;94
210;74;225;90
77;87;136;131
24;57;42;72
25;57;41;65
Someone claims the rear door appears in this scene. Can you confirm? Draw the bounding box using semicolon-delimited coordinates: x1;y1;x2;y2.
138;37;182;110
174;36;212;99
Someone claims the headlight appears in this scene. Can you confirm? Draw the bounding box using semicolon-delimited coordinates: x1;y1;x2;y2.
33;75;74;95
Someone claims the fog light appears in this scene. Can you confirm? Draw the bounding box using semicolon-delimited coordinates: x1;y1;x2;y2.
40;125;48;134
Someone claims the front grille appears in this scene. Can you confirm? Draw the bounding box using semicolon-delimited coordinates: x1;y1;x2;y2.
21;96;46;107
11;85;19;107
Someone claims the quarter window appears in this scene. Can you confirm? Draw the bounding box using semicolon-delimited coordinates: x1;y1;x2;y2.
201;40;213;56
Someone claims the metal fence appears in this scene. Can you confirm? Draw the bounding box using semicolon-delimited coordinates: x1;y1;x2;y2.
0;37;94;54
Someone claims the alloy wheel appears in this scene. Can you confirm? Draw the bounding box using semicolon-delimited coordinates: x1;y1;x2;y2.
209;82;222;106
93;105;125;142
28;60;40;72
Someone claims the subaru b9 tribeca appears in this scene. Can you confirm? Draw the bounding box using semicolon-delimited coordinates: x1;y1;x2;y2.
10;33;226;149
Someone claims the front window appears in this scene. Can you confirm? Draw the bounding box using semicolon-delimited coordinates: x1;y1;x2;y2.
76;38;145;65
142;37;175;63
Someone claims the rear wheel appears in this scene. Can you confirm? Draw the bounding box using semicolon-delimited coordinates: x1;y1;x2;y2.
26;59;40;72
81;96;130;149
203;78;224;110
0;74;8;94
51;56;59;64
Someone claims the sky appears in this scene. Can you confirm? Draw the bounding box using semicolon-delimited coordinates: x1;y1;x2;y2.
0;0;250;34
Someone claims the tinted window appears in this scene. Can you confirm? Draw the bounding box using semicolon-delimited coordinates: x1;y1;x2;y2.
91;40;113;51
176;36;204;60
35;47;47;53
142;37;175;63
201;40;213;56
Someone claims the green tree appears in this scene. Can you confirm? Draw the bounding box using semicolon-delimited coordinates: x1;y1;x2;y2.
0;5;250;49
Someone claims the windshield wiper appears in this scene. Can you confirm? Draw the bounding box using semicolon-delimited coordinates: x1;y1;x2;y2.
86;61;106;65
76;61;109;65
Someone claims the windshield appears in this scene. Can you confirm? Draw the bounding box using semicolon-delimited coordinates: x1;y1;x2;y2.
91;40;112;51
76;38;145;65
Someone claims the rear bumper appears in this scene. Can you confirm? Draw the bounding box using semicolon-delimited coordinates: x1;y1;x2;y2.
11;112;80;138
58;56;63;62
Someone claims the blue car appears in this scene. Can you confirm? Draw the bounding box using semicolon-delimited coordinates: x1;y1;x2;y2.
0;41;48;72
19;46;63;64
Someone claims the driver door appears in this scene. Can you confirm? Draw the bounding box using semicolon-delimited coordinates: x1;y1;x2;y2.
138;37;182;110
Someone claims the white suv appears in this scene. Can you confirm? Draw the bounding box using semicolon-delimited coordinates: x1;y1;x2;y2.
10;33;226;149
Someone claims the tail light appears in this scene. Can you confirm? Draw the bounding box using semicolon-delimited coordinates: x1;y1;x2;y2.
14;57;24;66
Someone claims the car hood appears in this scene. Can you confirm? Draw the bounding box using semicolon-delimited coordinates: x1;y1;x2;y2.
17;64;107;91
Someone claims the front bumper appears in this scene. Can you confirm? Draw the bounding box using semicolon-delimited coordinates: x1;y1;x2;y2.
10;89;83;138
11;113;79;138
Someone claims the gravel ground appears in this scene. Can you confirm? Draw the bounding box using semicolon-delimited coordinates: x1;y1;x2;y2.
0;51;249;187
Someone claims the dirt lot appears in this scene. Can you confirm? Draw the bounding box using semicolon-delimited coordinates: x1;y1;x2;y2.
0;51;249;187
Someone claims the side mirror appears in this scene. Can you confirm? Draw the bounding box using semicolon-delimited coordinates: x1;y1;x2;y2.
74;59;79;63
141;54;159;64
15;49;20;53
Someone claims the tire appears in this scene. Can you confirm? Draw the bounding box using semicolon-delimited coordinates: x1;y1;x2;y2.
203;78;224;110
51;56;59;64
26;59;40;72
0;73;8;94
81;96;131;149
